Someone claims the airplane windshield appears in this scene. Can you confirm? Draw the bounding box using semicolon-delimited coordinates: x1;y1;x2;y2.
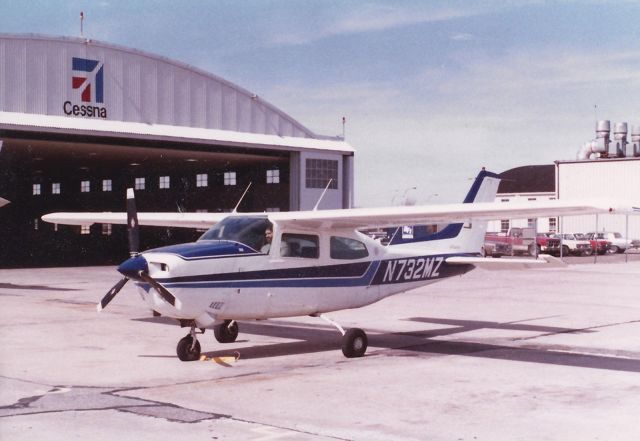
198;217;272;251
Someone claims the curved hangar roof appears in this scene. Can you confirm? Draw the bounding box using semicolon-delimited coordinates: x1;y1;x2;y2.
497;165;555;194
0;33;352;154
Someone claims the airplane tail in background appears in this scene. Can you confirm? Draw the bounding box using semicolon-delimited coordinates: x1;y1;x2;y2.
388;169;501;254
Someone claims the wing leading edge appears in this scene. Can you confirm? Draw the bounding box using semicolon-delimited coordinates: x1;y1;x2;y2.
41;211;229;229
268;198;638;230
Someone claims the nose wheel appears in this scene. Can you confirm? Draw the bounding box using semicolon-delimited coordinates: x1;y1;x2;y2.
176;327;202;361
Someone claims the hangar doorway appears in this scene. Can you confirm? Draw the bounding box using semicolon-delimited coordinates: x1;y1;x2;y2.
0;132;291;267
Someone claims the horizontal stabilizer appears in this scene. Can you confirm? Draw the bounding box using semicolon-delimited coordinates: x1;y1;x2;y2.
447;254;567;270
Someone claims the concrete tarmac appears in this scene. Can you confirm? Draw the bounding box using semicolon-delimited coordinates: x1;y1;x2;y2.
1;258;639;440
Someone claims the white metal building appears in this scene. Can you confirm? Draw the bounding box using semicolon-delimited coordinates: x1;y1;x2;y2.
557;158;640;238
488;128;640;240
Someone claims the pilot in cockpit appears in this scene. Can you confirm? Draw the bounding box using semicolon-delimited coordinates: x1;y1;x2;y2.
260;225;290;256
260;227;273;253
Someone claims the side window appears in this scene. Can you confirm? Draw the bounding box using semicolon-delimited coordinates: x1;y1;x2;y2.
281;233;319;258
330;236;369;260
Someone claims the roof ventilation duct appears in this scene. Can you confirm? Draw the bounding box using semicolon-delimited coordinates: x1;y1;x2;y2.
594;120;610;156
613;122;628;157
632;124;640;157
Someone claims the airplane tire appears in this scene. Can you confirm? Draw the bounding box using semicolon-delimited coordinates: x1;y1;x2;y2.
342;328;368;358
176;335;201;361
214;320;239;343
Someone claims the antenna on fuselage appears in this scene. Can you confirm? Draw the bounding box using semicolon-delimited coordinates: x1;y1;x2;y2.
312;179;333;211
232;182;252;213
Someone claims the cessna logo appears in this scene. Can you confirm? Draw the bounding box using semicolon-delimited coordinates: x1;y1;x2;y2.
63;57;107;119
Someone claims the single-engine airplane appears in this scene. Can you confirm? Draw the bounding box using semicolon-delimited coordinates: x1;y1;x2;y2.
42;170;639;361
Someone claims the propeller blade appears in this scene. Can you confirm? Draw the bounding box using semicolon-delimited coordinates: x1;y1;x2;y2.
97;277;129;312
137;272;182;309
126;188;140;256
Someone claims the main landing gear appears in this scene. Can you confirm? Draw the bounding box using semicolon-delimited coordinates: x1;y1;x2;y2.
316;314;368;358
176;320;240;362
175;317;367;361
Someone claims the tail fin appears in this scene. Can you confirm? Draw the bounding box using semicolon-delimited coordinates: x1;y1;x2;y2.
388;169;500;253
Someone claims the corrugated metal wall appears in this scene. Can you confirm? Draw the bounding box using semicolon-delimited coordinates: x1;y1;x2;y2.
558;159;640;238
0;35;312;138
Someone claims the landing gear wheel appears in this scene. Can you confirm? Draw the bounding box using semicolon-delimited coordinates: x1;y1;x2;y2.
342;328;368;358
176;335;201;361
214;320;239;343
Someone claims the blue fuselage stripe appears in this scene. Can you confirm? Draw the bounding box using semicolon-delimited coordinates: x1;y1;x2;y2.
153;255;474;290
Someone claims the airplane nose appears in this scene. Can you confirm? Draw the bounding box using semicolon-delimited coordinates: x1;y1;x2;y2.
117;255;148;279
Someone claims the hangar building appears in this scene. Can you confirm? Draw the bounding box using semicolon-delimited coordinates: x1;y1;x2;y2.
0;34;354;267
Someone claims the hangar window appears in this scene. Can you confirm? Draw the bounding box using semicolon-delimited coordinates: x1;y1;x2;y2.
34;218;39;230
135;177;145;190
549;217;557;233
102;224;112;236
159;176;170;189
102;179;112;192
81;181;90;193
305;159;338;189
224;172;237;186
527;218;535;228
80;225;90;235
196;174;208;187
266;169;280;184
500;219;510;233
32;184;41;195
52;183;61;194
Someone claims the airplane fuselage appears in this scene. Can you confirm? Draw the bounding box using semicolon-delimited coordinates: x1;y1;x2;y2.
121;225;476;329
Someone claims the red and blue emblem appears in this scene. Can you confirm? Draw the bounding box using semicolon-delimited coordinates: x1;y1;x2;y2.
72;57;104;103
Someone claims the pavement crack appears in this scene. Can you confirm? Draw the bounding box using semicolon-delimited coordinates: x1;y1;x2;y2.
0;384;225;423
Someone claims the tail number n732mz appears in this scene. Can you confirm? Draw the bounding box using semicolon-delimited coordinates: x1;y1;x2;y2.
381;257;443;284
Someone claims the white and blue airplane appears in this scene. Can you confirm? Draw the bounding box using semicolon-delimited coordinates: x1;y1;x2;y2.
42;170;638;361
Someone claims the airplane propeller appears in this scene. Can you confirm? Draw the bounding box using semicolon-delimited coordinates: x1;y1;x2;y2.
97;188;180;312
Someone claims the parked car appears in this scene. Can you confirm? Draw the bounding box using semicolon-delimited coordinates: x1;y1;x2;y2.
536;233;561;255
483;239;513;257
586;231;635;254
485;228;535;257
583;233;611;255
555;233;592;256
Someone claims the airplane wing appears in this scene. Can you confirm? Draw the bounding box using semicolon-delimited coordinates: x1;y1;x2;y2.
41;211;229;229
0;197;9;208
42;199;639;230
268;199;640;230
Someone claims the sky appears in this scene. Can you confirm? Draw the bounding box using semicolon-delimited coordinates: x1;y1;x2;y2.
1;0;639;206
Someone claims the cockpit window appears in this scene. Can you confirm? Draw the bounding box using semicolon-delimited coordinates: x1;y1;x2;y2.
199;217;272;252
330;236;369;259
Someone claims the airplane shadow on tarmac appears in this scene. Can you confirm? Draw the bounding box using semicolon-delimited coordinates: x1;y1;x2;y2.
133;316;640;373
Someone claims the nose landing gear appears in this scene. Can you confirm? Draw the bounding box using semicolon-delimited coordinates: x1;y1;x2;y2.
176;326;202;361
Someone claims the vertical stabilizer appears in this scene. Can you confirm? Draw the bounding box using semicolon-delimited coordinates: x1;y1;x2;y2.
388;169;501;254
